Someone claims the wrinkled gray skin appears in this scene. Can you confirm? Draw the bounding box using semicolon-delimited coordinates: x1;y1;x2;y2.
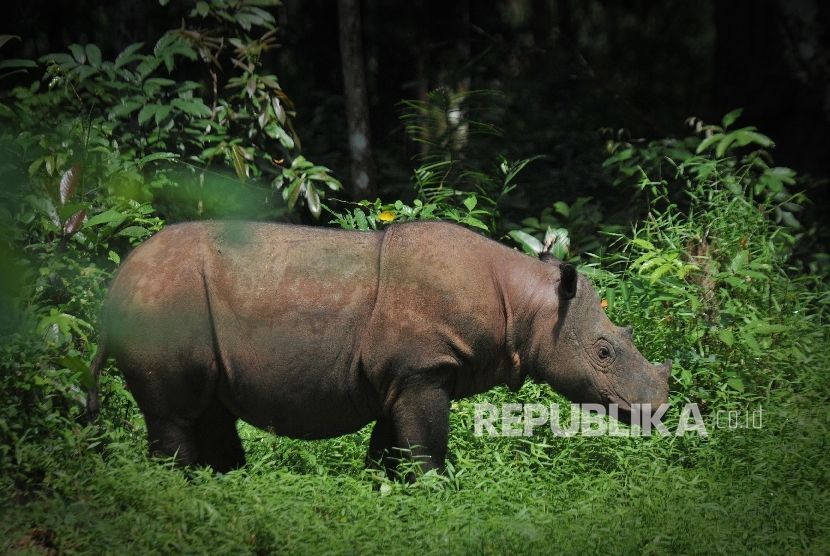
87;221;670;478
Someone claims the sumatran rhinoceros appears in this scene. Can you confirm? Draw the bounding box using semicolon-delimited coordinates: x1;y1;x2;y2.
87;220;670;477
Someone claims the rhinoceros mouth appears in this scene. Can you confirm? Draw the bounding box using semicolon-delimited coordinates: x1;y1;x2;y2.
596;379;632;412
607;395;632;413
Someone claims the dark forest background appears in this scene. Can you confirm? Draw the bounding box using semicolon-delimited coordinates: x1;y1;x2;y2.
3;0;828;226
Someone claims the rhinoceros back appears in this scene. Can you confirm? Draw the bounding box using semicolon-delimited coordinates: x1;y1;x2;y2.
105;221;385;439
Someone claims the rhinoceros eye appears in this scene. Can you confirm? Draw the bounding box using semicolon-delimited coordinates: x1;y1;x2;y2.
590;339;616;370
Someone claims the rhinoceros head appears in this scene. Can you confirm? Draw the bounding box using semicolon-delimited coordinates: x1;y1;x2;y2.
529;256;671;417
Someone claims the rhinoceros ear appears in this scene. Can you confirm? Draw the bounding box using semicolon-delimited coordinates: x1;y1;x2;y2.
559;263;577;300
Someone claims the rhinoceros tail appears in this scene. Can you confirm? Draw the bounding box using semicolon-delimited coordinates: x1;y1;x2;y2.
86;332;108;425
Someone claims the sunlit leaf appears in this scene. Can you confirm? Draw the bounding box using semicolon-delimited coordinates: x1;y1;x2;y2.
306;185;321;218
83;209;126;228
650;263;674;284
508;230;544;256
118;226;151;238
630;238;655;250
230;144;249;182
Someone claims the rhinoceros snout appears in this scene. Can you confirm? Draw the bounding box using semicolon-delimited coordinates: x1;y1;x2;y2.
650;359;672;405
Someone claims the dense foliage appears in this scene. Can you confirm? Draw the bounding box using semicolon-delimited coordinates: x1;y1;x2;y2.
2;3;829;555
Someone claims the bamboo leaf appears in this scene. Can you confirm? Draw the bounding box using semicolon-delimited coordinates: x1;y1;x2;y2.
231;144;249;182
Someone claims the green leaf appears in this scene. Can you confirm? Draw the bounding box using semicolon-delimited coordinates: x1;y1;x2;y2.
135;56;163;79
695;133;723;154
650;263;674;284
461;216;489;231
114;42;145;69
767;166;797;184
726;378;745;393
153;104;173;124
739;331;763;356
0;59;38;70
630;238;655;250
118;226;151;238
58;202;89;223
109;100;144;119
108;250;121;265
553;201;569;218
729;250;748;273
85;43;102;67
137;152;179;165
717;328;734;347
354;210;369;230
306;185;321;218
171;98;212;118
749;323;789;335
462;195;477;211
68;43;86;64
58;356;94;389
74;65;99;82
137;104;160;126
715;134;736;158
264;122;295;149
733;129;774;148
83;209;126;228
508;230;544;256
196;1;210;16
231;144;250;182
779;211;800;228
721;108;743;129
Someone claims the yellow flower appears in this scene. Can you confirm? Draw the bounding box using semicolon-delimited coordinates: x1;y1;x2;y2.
377;210;396;222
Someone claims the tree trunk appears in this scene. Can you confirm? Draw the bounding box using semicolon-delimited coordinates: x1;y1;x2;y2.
338;0;376;202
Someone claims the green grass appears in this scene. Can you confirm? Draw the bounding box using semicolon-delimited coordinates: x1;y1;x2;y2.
2;375;829;555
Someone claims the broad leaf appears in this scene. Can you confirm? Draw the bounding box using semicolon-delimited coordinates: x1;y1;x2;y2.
508;230;544;256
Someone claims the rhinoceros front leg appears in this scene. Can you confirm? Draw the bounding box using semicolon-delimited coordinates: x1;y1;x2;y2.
368;417;400;477
388;385;451;482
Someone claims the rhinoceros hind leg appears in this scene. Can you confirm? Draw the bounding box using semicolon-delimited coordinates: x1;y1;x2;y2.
145;415;199;467
193;399;246;473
